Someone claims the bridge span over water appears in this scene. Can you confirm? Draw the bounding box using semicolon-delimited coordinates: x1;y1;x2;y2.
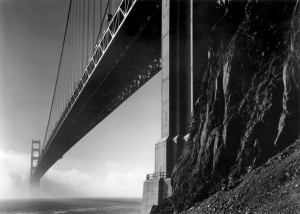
30;0;208;213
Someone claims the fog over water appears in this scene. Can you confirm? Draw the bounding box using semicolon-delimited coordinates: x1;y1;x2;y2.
0;149;148;199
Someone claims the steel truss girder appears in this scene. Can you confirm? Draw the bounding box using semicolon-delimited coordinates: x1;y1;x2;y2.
79;56;161;141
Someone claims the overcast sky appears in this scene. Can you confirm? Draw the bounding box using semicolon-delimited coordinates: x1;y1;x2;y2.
0;0;161;198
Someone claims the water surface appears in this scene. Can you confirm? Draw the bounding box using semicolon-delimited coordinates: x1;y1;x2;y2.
0;198;142;214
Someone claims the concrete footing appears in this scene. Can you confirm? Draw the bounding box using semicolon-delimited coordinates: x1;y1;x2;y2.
142;178;172;214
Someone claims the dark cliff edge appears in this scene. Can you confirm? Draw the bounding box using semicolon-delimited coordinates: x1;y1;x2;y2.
151;0;300;213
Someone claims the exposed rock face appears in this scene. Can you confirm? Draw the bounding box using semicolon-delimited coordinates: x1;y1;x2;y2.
150;196;174;214
172;0;300;212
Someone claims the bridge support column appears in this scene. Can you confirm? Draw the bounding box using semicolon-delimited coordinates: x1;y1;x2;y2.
142;0;194;213
159;0;193;177
142;0;210;213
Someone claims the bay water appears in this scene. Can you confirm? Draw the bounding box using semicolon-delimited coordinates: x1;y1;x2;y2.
0;198;142;214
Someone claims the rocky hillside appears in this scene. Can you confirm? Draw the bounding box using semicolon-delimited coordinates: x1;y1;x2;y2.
151;0;300;213
183;139;300;214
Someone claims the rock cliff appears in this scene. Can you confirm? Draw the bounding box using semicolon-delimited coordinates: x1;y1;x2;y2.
152;0;300;213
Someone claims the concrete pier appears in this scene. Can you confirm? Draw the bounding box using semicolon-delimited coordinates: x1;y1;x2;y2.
142;0;193;213
160;0;193;177
142;177;172;214
141;0;209;213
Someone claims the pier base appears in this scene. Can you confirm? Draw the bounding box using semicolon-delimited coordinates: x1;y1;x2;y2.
142;178;172;214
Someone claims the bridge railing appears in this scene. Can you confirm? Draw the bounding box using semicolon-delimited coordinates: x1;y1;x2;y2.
43;0;137;152
146;171;172;180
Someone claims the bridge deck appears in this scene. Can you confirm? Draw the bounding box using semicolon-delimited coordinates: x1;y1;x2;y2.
32;0;161;182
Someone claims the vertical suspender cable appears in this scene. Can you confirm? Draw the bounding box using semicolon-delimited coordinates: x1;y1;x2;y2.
75;0;77;87
78;0;80;80
71;1;74;96
71;2;74;96
93;0;95;47
74;0;77;89
65;26;68;106
96;1;109;45
79;0;81;79
66;29;68;108
43;0;73;147
71;4;74;98
82;0;85;72
100;0;102;39
60;57;62;114
66;23;69;109
61;61;63;111
76;0;79;83
71;2;74;98
61;48;64;113
70;1;73;96
109;0;111;20
61;54;63;113
68;4;72;100
87;0;90;64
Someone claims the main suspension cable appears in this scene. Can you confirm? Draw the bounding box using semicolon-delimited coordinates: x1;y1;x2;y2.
43;0;73;148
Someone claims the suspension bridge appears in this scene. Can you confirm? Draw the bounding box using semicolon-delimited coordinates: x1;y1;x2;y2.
29;0;208;213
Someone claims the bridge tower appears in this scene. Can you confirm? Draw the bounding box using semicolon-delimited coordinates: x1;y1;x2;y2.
142;0;209;213
30;140;41;188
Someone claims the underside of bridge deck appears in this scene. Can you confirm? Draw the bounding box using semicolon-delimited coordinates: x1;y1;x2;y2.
31;0;161;182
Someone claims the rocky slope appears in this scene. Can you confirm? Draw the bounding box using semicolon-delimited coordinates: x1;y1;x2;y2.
151;0;300;213
183;139;300;214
